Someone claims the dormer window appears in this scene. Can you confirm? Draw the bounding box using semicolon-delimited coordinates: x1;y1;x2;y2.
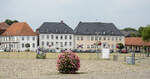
64;29;67;33
103;32;106;35
56;29;58;33
46;29;48;32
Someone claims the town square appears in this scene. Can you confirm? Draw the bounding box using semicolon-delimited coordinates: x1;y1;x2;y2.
0;0;150;79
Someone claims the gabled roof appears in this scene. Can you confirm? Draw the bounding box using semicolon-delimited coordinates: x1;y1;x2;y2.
74;22;124;36
0;22;9;35
0;22;9;30
125;37;150;46
37;21;74;34
1;22;37;36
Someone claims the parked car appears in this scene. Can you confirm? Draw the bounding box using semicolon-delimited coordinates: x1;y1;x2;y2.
121;49;128;53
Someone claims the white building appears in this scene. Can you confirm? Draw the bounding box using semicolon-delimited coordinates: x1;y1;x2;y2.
37;21;74;52
74;22;125;51
0;22;37;51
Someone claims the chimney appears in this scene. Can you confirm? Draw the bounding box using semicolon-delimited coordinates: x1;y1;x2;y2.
60;20;63;23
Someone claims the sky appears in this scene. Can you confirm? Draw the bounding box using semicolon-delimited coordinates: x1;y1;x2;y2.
0;0;150;31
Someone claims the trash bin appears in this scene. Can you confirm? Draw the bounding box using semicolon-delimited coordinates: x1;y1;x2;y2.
126;56;135;65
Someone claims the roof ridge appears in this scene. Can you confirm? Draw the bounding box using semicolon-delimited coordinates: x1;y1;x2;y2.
79;22;113;24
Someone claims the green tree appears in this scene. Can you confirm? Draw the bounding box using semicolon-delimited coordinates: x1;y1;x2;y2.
137;26;145;37
116;43;124;53
130;32;137;37
25;43;30;48
142;25;150;42
142;25;150;54
4;19;19;25
121;27;137;31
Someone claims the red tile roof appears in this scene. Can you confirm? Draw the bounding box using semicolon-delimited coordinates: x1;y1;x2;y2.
0;22;9;30
1;22;37;36
0;22;9;35
125;37;150;46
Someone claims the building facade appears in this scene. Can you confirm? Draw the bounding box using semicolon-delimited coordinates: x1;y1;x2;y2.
37;21;74;52
125;37;150;52
0;22;37;51
74;22;125;51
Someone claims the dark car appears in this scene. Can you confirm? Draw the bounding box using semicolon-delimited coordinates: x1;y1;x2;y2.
121;49;128;53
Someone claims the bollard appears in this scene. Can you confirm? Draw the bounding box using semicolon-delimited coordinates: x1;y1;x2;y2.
146;53;149;57
126;56;135;65
124;56;126;62
113;55;118;61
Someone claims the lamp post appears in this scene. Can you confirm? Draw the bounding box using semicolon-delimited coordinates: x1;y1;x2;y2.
95;32;100;59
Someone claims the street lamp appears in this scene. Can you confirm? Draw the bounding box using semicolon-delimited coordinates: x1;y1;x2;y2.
95;32;100;59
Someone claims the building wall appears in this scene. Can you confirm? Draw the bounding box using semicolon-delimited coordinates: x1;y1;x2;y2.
0;36;37;51
19;36;37;51
39;34;74;52
74;35;125;51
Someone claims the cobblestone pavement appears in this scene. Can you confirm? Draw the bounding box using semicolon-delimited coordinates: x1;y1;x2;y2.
0;57;150;79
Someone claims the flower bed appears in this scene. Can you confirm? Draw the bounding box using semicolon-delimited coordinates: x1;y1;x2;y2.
57;51;80;74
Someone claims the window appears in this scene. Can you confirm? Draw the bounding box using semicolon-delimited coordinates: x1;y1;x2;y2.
91;45;94;48
69;42;72;46
99;37;101;40
108;37;110;40
65;42;67;46
47;35;49;39
42;41;44;46
103;37;106;40
103;43;106;48
65;35;67;39
42;35;44;39
60;42;63;47
69;35;72;40
22;37;24;40
33;37;35;40
119;37;122;41
87;45;90;48
56;42;58;45
112;37;114;41
51;42;54;46
22;43;24;48
95;36;98;40
56;36;58;40
60;36;63;40
91;36;94;41
47;42;49;46
81;36;83;40
27;36;30;40
33;43;35;48
116;37;118;41
51;35;53;39
77;37;79;40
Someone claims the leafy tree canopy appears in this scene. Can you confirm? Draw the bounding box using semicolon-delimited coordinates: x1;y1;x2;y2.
142;25;150;42
121;27;137;32
116;43;124;50
25;43;30;48
4;19;19;25
137;26;145;37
